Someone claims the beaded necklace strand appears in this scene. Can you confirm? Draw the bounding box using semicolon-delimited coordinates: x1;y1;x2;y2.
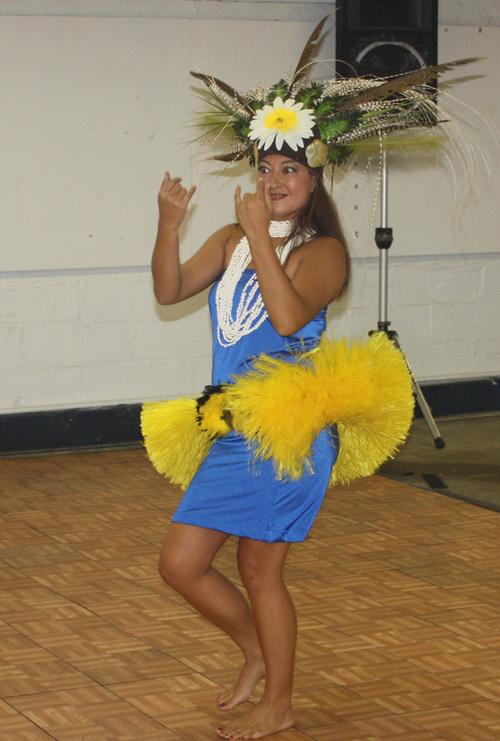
216;220;307;347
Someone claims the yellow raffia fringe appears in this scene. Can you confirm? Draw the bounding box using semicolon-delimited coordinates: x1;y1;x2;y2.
140;398;213;490
141;333;414;490
227;332;414;486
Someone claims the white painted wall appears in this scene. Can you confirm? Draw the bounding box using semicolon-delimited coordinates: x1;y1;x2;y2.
0;0;499;414
2;253;499;413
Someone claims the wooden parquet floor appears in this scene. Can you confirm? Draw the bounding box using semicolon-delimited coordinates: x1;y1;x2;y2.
1;450;500;740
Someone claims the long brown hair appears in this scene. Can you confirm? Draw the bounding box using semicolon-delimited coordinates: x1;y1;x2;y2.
291;172;350;296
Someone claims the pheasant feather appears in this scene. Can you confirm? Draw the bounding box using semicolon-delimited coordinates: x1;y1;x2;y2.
291;12;332;86
339;58;482;111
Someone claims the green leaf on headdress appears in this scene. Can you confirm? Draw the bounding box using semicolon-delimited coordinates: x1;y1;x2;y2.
295;83;321;108
234;120;251;139
269;80;290;102
314;99;338;118
328;145;353;166
319;117;356;141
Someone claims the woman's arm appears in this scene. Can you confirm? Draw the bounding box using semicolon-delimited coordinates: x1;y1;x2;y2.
235;179;347;336
152;172;229;305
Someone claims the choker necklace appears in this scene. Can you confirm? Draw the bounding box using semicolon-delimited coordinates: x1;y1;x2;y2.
215;220;301;348
269;220;293;237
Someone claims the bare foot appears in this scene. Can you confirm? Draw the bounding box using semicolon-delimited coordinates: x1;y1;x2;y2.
216;700;294;739
217;660;266;710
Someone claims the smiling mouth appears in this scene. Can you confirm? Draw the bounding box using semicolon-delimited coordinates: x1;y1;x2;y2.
270;194;287;199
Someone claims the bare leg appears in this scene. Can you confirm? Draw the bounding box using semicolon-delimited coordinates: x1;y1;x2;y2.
216;538;296;740
159;524;265;707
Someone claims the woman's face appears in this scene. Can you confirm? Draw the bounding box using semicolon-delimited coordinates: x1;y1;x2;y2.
258;154;315;221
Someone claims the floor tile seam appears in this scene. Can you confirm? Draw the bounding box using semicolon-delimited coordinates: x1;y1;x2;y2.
432;664;500;691
0;695;60;740
39;637;204;678
317;689;489;721
318;623;464;656
293;661;440;690
321;566;453;595
0;564;52;593
159;653;242;678
415;604;500;623
367;596;487;618
331;662;496;700
0;626;122;684
0;491;172;529
293;609;386;640
0;513;120;556
91;681;194;736
446;630;500;654
408;619;500;645
394;711;460;741
334;520;493;547
360;561;500;595
278;729;320;740
308;540;447;569
296;714;446;740
0;568;129;624
381;635;500;665
372;610;482;638
4;684;186;739
401;699;500;728
294;683;394;724
0;675;98;702
293;607;415;631
0;589;207;675
9;539;200;613
311;516;492;555
99;573;202;614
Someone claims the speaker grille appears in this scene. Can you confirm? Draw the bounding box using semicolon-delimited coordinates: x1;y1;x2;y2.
336;0;438;78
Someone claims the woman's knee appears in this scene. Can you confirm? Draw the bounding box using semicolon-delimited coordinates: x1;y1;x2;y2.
158;523;227;588
238;560;274;593
237;541;289;593
158;544;192;587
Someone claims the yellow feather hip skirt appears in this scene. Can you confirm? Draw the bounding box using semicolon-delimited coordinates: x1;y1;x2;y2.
141;332;414;492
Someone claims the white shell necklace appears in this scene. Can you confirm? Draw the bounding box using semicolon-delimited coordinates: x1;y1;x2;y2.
215;220;304;347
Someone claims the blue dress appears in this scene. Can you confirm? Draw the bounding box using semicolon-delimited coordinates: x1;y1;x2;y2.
171;269;339;542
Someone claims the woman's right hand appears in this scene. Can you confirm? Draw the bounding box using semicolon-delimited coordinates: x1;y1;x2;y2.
158;172;196;230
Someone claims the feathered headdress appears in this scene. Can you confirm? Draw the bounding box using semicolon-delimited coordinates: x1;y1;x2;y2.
191;14;480;169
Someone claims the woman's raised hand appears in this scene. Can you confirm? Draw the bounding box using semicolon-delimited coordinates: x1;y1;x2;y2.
235;178;273;241
158;172;196;230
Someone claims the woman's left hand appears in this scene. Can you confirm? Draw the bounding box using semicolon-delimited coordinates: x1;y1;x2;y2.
235;178;273;242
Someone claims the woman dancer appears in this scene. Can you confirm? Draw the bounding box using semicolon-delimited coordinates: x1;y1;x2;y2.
152;141;349;740
146;12;451;734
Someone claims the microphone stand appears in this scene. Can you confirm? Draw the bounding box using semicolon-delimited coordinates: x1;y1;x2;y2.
370;144;445;449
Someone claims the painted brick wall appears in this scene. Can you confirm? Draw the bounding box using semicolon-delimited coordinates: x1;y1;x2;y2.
1;0;499;415
1;253;498;413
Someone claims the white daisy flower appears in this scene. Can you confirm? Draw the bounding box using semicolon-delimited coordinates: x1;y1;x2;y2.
249;97;315;151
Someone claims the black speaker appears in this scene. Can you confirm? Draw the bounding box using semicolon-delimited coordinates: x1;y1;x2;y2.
335;0;438;79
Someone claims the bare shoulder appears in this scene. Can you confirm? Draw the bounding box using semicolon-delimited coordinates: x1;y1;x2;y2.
206;222;239;245
288;234;348;304
197;222;238;260
288;235;346;272
223;223;245;267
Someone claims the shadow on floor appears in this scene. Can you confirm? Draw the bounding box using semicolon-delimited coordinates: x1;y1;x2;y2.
380;412;500;512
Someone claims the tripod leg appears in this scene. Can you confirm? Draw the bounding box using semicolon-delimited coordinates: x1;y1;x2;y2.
411;376;446;449
383;330;446;449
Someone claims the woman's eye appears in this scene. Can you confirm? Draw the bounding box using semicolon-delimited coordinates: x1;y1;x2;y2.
284;167;296;174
